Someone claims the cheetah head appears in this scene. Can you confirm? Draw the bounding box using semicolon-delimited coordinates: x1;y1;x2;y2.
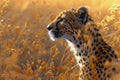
47;7;92;43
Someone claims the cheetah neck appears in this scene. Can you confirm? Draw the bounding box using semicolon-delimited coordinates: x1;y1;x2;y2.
66;24;118;80
67;24;103;57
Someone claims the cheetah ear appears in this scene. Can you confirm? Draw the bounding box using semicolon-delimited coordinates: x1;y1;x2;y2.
70;7;76;12
77;6;88;15
76;6;91;26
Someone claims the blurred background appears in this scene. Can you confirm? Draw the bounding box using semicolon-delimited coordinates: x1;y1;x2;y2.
0;0;120;80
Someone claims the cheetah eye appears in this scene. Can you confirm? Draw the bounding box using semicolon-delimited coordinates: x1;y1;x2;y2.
56;18;64;26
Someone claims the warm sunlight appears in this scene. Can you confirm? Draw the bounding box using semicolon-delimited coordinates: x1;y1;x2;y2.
0;0;120;80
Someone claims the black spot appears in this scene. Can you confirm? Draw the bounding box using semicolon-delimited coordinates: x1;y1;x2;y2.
96;33;101;37
92;47;96;51
83;57;87;61
79;53;81;56
85;40;87;43
95;51;98;55
102;43;105;46
99;61;102;64
103;73;105;77
97;70;99;73
103;59;106;63
96;43;98;46
99;47;103;52
114;55;117;59
110;54;114;57
87;55;90;58
79;60;82;63
93;61;95;64
79;41;82;44
75;31;77;34
107;74;111;78
92;43;94;46
103;51;106;54
111;50;114;53
98;65;101;68
92;33;94;36
108;58;112;62
84;53;87;56
68;30;70;32
98;74;101;78
105;55;109;59
89;72;92;76
85;50;87;53
104;46;107;49
100;70;103;74
104;67;107;71
81;50;83;53
97;54;100;57
73;36;76;40
94;27;98;31
98;42;101;44
89;68;92;71
88;28;92;32
107;47;111;50
96;63;99;67
94;39;98;42
112;68;116;71
101;65;104;68
77;44;80;48
99;56;103;61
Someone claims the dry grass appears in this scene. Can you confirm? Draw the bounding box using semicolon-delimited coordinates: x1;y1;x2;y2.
0;0;120;80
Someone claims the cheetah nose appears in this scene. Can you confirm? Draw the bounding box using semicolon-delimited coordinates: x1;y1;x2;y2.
47;25;53;31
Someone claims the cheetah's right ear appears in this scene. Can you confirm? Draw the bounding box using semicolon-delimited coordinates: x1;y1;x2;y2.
77;6;88;15
76;6;92;26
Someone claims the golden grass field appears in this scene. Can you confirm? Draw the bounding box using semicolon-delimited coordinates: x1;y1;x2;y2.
0;0;120;80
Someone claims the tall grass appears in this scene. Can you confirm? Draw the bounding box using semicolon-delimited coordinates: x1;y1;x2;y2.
0;0;120;80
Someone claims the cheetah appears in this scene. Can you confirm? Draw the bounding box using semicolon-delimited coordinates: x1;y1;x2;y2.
47;7;120;80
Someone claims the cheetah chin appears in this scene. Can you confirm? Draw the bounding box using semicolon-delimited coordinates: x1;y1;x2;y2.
48;31;62;41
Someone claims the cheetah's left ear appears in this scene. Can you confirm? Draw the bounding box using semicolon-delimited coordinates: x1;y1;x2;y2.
70;7;76;12
76;6;92;26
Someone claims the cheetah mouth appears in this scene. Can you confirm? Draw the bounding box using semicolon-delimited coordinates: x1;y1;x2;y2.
48;30;62;41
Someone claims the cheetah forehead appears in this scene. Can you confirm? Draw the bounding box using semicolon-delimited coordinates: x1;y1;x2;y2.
55;10;77;20
54;7;91;25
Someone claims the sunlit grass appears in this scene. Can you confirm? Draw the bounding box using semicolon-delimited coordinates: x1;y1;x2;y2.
0;0;120;80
